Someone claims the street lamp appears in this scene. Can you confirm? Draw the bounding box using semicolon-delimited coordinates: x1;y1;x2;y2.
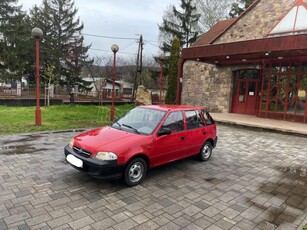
110;44;119;121
31;27;43;126
159;54;165;104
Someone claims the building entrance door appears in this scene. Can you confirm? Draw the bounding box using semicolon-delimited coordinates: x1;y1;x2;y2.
232;70;260;115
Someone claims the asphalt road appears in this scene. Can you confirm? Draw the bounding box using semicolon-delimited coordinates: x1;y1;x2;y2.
0;125;306;230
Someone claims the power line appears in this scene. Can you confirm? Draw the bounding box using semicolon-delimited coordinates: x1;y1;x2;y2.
144;39;159;43
83;33;136;41
84;32;159;55
83;32;159;44
145;40;160;48
90;47;137;55
121;41;137;51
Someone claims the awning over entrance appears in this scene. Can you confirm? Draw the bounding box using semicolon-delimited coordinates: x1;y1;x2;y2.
177;34;307;123
180;34;307;65
176;34;307;105
176;0;307;123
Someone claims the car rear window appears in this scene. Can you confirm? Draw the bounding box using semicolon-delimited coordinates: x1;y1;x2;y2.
202;110;214;125
185;110;205;130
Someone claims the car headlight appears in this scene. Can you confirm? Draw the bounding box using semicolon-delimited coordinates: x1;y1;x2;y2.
69;139;74;148
94;152;118;161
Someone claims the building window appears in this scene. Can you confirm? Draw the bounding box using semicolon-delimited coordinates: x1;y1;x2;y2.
239;70;259;79
260;63;307;118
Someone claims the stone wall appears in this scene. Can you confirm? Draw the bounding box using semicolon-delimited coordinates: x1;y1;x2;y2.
182;62;261;112
182;61;233;112
215;0;300;43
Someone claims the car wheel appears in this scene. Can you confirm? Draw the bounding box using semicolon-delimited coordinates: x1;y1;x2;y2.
124;158;147;186
199;141;213;161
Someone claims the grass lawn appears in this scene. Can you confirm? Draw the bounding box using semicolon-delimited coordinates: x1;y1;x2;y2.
0;104;134;135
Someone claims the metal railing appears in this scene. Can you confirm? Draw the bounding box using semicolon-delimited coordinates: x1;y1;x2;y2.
0;86;130;102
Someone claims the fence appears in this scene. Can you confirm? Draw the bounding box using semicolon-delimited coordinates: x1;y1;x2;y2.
0;86;131;103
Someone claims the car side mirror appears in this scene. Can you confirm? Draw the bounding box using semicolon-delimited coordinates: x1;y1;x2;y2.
158;127;172;136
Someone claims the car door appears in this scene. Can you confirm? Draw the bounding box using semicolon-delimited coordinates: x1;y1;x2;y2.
202;110;216;142
184;110;208;157
151;111;187;166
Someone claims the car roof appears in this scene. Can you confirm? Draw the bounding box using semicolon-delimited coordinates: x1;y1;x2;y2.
139;105;205;112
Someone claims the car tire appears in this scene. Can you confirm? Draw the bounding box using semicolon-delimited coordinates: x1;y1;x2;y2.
124;158;147;186
199;141;213;161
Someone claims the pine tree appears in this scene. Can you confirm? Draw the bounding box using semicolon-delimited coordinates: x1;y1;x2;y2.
30;3;58;80
0;0;32;82
37;0;92;104
229;0;255;18
165;37;180;104
159;0;200;53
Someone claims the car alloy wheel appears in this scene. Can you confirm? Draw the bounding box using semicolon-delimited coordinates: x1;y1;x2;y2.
200;141;212;161
124;158;147;186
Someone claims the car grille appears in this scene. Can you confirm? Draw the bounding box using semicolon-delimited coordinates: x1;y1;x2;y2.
73;146;91;158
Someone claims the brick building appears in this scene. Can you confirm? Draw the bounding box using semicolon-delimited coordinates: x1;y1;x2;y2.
177;0;307;123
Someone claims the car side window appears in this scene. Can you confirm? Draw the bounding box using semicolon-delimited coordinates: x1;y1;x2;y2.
202;110;214;125
161;111;184;133
185;110;205;130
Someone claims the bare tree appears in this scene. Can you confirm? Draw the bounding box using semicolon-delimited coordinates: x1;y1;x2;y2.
83;55;123;104
196;0;232;31
43;64;56;106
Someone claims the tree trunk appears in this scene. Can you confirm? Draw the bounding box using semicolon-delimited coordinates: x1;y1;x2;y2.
69;93;75;104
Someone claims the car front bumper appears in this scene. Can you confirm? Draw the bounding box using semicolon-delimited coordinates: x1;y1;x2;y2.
64;145;125;179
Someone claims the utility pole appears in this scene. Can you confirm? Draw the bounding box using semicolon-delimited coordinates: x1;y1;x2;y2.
139;35;143;82
131;34;143;102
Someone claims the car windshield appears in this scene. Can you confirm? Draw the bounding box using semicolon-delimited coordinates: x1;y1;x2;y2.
111;107;166;135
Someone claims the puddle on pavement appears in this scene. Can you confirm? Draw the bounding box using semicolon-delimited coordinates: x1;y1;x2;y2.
251;197;299;228
245;166;307;229
0;144;49;155
277;166;307;177
259;205;297;228
203;177;226;184
2;134;42;145
0;134;50;155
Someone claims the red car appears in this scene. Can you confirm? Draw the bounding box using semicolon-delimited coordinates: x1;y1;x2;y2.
64;105;217;186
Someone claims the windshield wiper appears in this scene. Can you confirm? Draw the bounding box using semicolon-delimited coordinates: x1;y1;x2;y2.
114;120;121;127
112;120;122;129
122;124;140;134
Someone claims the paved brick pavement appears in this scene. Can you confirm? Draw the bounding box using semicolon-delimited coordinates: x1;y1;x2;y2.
0;125;306;230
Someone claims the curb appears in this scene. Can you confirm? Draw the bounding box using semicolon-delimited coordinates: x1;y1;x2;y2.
215;120;307;138
0;128;89;137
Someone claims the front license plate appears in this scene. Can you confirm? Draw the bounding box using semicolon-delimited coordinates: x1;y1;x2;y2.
66;154;83;168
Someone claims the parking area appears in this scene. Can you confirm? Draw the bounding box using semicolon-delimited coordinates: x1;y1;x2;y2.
0;125;306;230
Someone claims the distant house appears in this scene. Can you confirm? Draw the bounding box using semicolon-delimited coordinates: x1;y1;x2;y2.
178;0;307;123
121;81;133;98
82;77;133;98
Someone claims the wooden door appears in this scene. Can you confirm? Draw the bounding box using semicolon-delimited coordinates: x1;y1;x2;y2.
232;70;260;115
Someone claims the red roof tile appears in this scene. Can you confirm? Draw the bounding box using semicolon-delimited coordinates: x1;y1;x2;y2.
192;19;236;46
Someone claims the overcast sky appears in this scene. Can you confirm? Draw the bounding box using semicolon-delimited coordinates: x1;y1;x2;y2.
20;0;178;60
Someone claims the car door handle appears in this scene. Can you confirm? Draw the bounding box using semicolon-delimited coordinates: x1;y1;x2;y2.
181;136;185;140
203;132;206;135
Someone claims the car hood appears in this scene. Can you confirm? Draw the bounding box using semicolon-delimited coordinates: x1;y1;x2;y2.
73;126;145;156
